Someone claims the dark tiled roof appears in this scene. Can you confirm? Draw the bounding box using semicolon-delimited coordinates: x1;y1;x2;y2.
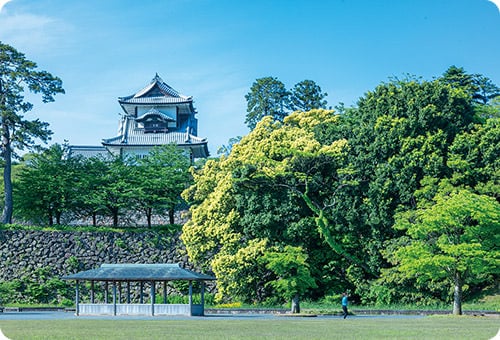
118;74;192;105
136;108;176;122
64;146;112;159
62;263;216;281
102;131;207;146
119;96;191;105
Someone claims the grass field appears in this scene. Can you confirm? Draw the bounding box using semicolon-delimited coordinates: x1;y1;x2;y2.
0;315;498;339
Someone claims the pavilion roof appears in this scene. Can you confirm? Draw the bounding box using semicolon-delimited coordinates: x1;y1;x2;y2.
62;263;216;282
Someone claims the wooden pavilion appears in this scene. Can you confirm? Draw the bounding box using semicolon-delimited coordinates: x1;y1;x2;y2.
63;263;216;316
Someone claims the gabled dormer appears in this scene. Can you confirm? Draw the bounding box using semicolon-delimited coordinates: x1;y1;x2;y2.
136;108;175;133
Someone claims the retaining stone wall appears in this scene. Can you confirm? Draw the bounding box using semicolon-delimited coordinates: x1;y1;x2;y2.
0;229;191;282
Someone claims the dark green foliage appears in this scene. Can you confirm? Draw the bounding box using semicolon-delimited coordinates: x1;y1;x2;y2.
289;79;328;112
188;68;498;306
440;65;500;105
14;144;83;225
0;267;73;305
13;145;191;227
245;76;290;130
327;76;479;285
135;145;192;226
244;77;329;130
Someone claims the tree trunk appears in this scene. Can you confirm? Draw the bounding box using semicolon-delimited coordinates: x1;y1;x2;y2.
453;270;463;315
112;209;119;227
169;207;175;225
2;137;13;224
146;208;152;228
291;294;300;314
48;210;53;226
92;212;97;227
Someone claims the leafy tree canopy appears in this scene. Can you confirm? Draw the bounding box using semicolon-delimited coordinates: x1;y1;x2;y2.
244;77;289;130
389;190;500;315
244;77;329;130
182;109;352;303
0;42;64;223
289;79;328;112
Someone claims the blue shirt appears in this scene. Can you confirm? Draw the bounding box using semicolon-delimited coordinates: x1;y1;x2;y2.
342;296;348;306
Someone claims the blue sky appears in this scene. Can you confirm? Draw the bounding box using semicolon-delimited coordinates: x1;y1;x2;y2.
0;0;499;156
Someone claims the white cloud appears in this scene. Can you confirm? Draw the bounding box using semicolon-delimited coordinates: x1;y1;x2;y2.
488;0;500;13
0;0;12;13
0;12;73;55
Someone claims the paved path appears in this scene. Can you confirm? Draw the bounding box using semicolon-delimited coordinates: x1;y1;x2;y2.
0;311;424;321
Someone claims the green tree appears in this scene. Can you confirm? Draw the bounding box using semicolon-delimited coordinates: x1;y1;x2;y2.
182;109;351;303
447;118;500;199
244;77;290;130
473;75;500;105
135;145;191;226
327;75;478;288
82;155;138;227
440;66;477;97
389;190;500;315
14;144;82;225
289;80;328;112
261;245;317;313
74;156;110;226
440;66;500;105
0;42;64;223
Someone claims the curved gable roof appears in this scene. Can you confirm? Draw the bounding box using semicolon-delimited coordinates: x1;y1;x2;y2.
136;108;176;122
118;74;192;105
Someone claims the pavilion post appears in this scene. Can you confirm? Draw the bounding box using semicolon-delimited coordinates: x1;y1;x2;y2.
201;281;205;316
90;281;94;304
112;281;117;316
151;281;155;316
127;281;131;303
188;281;193;316
163;281;167;304
104;281;109;303
75;280;80;316
140;281;144;304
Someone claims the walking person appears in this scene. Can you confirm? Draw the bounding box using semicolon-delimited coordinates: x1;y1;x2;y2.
341;292;348;319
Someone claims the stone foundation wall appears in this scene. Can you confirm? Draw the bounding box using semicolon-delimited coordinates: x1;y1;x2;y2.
0;229;191;282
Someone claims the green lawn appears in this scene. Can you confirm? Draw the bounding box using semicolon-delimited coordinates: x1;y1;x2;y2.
0;315;498;339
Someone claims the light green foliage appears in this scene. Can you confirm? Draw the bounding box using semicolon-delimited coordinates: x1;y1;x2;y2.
390;190;500;314
182;109;350;303
217;136;242;156
261;245;317;301
211;239;269;303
